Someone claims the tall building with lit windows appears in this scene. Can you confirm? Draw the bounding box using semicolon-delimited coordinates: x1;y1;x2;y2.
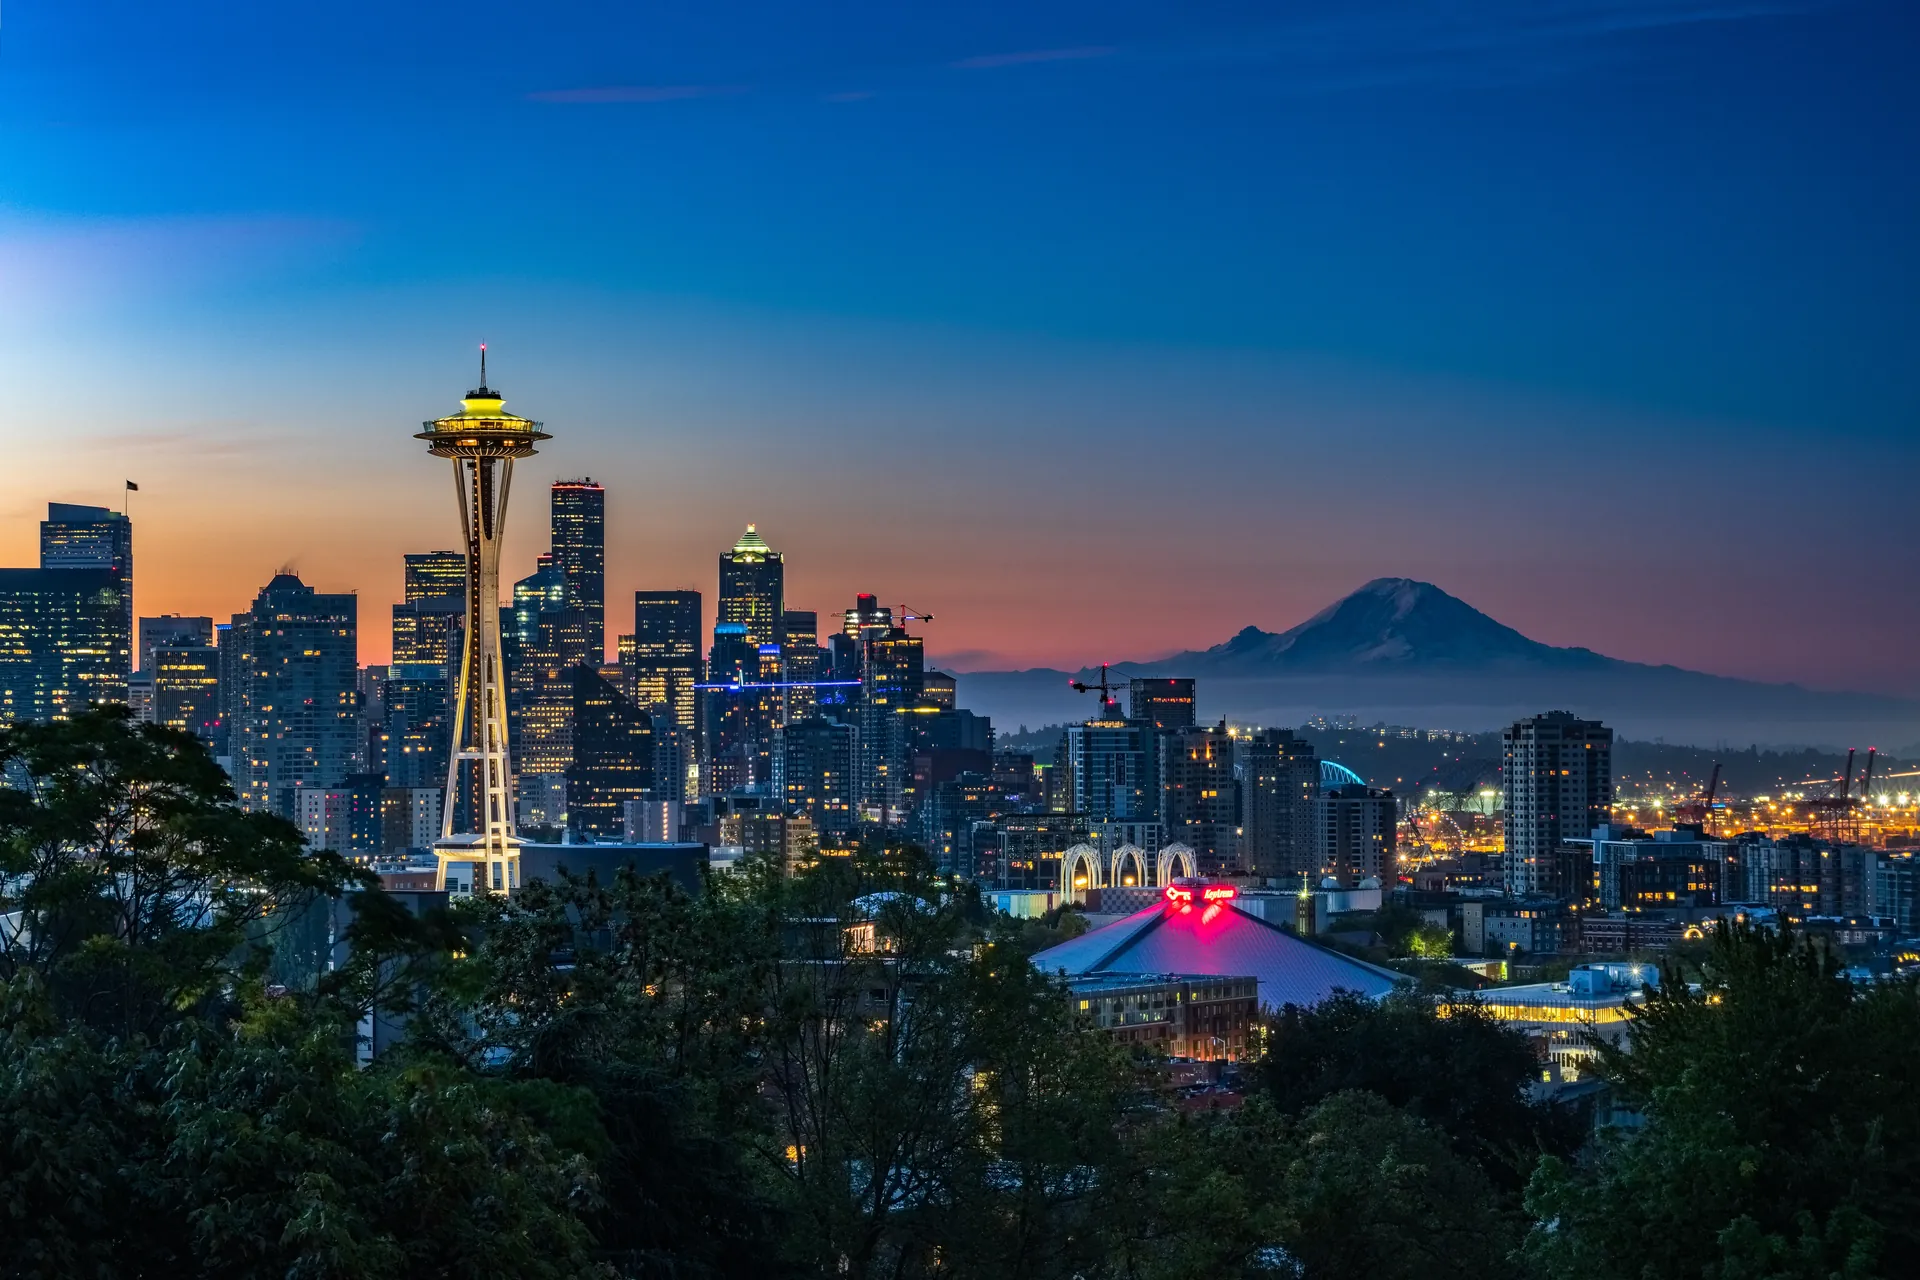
550;480;606;661
1314;784;1398;887
403;551;467;603
0;568;130;722
1238;728;1319;880
1128;678;1196;730
859;622;925;821
629;590;702;732
781;608;819;719
392;550;466;668
1159;723;1239;876
777;715;856;839
382;662;452;789
40;503;133;673
153;642;222;745
566;667;653;841
1503;711;1613;898
718;525;783;649
232;572;359;820
139;614;213;677
1066;719;1156;822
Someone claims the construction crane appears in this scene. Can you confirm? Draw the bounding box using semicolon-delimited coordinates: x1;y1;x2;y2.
1068;663;1123;718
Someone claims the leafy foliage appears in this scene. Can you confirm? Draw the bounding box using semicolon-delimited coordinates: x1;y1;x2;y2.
1260;989;1580;1191
0;713;604;1279
409;862;789;1278
10;714;1918;1280
0;708;365;1035
1525;921;1920;1280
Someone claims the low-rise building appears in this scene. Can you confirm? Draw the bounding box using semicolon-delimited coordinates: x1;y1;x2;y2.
1460;898;1571;956
1579;824;1726;911
1453;961;1657;1080
1067;972;1258;1061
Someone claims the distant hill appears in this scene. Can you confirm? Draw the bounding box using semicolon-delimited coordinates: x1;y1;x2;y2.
949;579;1920;750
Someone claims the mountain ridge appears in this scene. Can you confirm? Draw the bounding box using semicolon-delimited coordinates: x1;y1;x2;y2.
944;578;1920;748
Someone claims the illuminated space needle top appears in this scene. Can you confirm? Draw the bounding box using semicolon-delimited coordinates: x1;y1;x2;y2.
415;348;550;456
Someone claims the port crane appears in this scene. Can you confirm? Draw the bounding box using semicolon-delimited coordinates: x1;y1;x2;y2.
1805;747;1875;842
1675;761;1722;832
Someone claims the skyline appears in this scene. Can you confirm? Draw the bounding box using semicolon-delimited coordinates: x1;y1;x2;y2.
4;1;1918;691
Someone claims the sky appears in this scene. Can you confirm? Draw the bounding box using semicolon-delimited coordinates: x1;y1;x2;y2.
1;0;1917;689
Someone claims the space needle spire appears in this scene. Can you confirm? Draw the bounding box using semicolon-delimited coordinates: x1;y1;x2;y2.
415;348;550;894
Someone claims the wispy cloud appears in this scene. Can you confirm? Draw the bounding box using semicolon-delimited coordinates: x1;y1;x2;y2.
823;90;874;103
526;84;747;104
952;46;1115;70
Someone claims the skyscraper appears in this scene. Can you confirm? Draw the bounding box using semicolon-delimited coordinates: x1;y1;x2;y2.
1238;728;1319;880
393;551;466;668
565;667;653;841
781;607;819;720
630;590;702;732
403;551;466;603
1503;711;1614;898
1066;719;1156;822
0;568;130;722
1159;723;1239;876
382;662;452;789
217;619;248;751
233;573;359;820
859;620;924;822
511;554;568;650
152;642;222;745
1313;785;1398;887
40;503;133;672
719;524;783;648
505;542;595;785
550;479;606;661
1128;677;1196;730
704;621;772;794
777;715;856;839
138;614;213;677
415;356;550;895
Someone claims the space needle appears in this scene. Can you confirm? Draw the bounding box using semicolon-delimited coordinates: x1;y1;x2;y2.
416;348;549;894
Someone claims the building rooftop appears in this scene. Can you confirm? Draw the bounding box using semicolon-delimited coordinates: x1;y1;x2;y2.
728;523;776;557
1034;883;1407;1010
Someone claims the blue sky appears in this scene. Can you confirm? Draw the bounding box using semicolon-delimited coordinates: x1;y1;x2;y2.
2;1;1917;688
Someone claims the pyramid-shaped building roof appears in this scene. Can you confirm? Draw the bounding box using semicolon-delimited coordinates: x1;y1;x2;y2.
1033;888;1406;1010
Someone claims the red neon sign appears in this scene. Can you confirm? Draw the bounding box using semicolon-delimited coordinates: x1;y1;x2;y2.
1164;883;1237;910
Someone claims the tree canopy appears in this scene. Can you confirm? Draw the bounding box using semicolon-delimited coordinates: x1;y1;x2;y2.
6;714;1918;1279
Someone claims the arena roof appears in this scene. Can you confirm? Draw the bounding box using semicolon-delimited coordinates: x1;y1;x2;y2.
1033;885;1406;1010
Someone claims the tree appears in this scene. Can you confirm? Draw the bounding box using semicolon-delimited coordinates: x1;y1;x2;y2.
0;982;606;1279
1525;921;1920;1280
0;712;607;1279
1260;990;1580;1190
1407;921;1454;959
755;843;1139;1279
1105;1093;1520;1280
408;863;790;1279
0;708;364;1037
